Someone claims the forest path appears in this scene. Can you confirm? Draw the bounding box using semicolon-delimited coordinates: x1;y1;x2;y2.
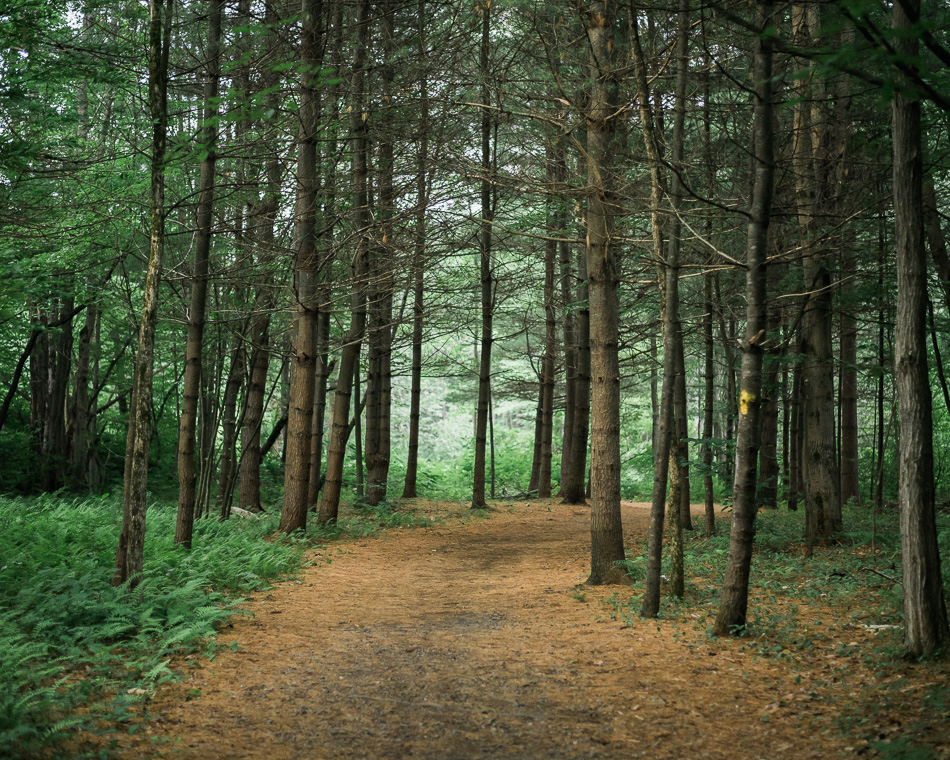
124;499;848;759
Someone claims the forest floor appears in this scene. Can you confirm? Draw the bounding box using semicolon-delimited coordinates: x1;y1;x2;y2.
94;499;950;759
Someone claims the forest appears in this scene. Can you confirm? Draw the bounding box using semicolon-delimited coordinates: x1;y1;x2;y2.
2;0;950;756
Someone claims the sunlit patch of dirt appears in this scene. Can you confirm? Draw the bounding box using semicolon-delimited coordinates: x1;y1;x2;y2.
95;499;946;759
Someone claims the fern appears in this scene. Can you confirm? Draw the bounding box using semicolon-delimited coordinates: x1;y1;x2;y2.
0;493;311;758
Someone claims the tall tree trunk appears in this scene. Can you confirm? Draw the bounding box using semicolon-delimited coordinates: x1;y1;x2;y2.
319;0;371;524
665;0;692;596
891;0;950;657
700;46;716;534
364;0;395;507
113;0;171;588
714;0;774;634
536;139;559;498
561;242;590;504
839;269;859;506
558;234;577;495
403;2;428;500
472;0;494;509
633;5;676;611
788;354;803;511
757;267;782;509
792;2;840;550
176;0;223;548
354;367;364;498
280;0;325;534
702;274;716;535
583;0;625;585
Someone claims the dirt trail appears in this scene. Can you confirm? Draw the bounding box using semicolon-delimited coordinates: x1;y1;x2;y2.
123;500;850;759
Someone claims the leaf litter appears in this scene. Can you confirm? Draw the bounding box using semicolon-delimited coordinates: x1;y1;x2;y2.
91;499;950;759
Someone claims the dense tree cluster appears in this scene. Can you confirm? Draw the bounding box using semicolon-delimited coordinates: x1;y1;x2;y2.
2;0;950;654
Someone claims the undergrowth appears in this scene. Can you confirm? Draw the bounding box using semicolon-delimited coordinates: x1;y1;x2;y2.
0;493;308;759
606;502;950;757
1;492;452;759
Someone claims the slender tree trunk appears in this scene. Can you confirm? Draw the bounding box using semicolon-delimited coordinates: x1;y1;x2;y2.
68;304;97;489
319;0;371;524
239;316;270;513
529;373;544;494
216;339;244;517
472;0;494;509
583;0;625;585
561;243;590;504
891;0;950;657
176;0;223;548
928;300;950;418
539;244;556;498
665;0;692;595
875;222;887;512
633;4;677;610
650;333;659;453
700;49;716;534
757;268;782;509
925;177;950;314
787;347;802;511
792;2;840;549
403;0;428;500
536;140;559;498
365;0;395;507
30;298;73;492
354;367;364;498
839;270;860;507
113;0;171;588
832;25;859;509
558;221;577;495
307;311;330;507
714;0;774;634
702;274;716;535
280;0;325;534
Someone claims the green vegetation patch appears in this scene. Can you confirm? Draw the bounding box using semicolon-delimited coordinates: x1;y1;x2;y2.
0;492;306;759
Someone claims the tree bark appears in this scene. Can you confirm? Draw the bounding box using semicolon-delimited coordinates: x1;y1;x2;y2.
307;311;330;508
536;140;559;498
216;339;244;517
113;0;171;588
632;3;677;610
583;0;625;586
757;270;782;509
319;0;371;524
558;192;577;495
68;304;97;490
403;4;428;500
239;316;271;513
364;0;395;508
702;274;716;535
176;0;223;548
792;2;841;549
472;0;493;509
891;0;950;657
787;348;802;511
280;0;325;534
714;0;774;635
561;244;590;504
